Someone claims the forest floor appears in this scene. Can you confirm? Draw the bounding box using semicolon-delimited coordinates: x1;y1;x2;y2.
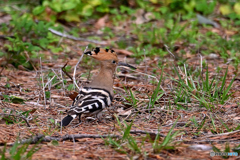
1;44;240;159
1;3;240;159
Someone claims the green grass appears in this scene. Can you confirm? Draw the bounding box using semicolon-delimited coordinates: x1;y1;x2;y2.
1;0;240;68
0;137;40;160
170;64;235;110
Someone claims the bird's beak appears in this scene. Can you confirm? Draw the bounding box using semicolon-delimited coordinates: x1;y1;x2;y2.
84;51;92;55
118;62;136;69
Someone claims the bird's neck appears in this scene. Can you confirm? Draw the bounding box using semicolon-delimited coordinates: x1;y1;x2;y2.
86;63;115;96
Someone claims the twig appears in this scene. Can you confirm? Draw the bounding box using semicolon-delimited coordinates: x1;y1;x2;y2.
0;113;31;127
188;139;240;143
184;63;188;86
164;44;175;59
6;134;120;145
0;66;4;75
200;130;240;139
130;130;165;137
48;28;107;45
73;46;88;90
60;69;66;96
44;75;56;89
51;79;72;88
198;53;203;73
163;113;206;127
40;57;46;108
51;69;62;81
61;61;73;81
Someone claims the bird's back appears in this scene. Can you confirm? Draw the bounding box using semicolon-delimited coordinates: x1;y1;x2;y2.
69;87;113;114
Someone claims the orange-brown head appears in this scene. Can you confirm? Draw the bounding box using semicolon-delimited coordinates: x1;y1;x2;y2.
84;47;136;95
84;47;136;70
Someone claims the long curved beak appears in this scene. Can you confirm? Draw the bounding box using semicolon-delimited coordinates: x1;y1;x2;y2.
118;62;136;69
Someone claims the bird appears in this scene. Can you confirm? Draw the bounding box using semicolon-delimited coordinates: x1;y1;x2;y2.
60;47;136;126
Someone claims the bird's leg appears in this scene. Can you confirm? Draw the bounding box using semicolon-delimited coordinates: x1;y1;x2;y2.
95;109;109;125
72;114;82;128
72;121;82;128
78;114;82;123
95;110;103;122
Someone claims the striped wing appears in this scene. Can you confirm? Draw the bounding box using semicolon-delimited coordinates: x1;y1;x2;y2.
68;87;113;115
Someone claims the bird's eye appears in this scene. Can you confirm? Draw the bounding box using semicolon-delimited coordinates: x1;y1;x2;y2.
112;60;116;64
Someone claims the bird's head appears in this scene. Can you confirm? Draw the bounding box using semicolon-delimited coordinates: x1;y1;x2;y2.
84;47;136;70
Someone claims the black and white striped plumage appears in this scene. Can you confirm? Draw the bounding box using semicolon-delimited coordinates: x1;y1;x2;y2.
60;47;135;127
60;87;113;126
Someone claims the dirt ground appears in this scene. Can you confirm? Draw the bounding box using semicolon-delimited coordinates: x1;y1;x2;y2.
1;46;240;159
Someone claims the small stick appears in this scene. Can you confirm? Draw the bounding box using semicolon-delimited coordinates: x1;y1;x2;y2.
6;134;120;145
51;79;72;88
44;75;56;89
62;61;73;81
48;28;107;45
0;66;4;75
130;130;165;137
40;57;46;108
51;69;61;81
184;63;188;86
73;46;88;90
164;44;175;59
60;69;66;96
0;113;31;127
200;129;240;138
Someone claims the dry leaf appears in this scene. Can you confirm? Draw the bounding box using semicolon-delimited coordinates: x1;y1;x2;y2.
117;107;132;116
69;91;78;100
95;15;108;29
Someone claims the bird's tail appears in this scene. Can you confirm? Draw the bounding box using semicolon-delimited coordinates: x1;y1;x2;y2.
60;115;77;126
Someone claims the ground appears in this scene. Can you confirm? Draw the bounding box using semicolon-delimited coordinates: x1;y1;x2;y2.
0;51;240;159
0;1;240;159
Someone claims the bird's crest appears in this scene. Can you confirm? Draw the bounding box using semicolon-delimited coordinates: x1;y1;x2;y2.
84;47;118;62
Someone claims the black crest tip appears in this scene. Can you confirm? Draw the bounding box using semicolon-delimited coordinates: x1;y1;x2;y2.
94;47;100;54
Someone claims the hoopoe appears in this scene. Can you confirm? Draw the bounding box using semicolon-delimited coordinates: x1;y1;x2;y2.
60;47;135;126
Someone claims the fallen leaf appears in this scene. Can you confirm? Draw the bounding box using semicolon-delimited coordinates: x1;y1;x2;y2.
225;30;237;36
0;15;11;24
69;91;78;100
220;4;232;15
117;107;132;116
234;2;240;15
220;103;238;108
30;109;37;114
233;117;240;120
95;14;108;29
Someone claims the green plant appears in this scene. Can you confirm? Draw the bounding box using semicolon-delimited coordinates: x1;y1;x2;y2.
128;89;138;108
2;95;25;104
152;116;181;153
35;0;113;22
0;137;40;160
147;68;164;109
171;64;235;110
0;109;32;126
218;117;240;133
189;116;206;135
1;12;62;69
104;116;145;156
212;142;231;159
